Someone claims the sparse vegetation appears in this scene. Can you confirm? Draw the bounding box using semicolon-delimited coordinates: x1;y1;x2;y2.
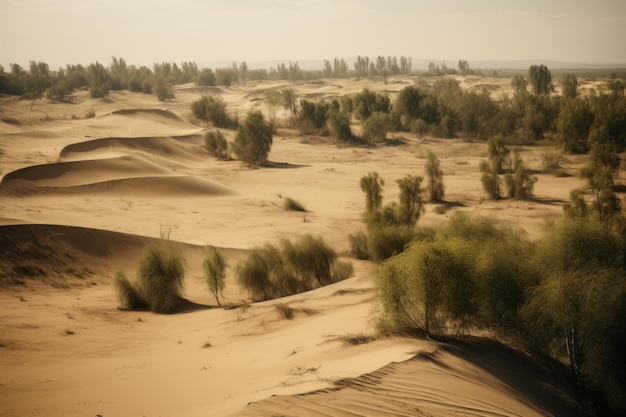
204;130;230;160
191;94;238;128
236;235;352;301
114;244;186;314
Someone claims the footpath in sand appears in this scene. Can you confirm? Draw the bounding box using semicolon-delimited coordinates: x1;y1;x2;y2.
0;78;588;416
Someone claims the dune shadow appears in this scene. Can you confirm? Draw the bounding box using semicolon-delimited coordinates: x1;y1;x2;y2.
440;337;587;417
264;161;308;169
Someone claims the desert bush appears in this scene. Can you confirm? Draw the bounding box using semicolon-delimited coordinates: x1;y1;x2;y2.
353;89;391;120
152;75;174;101
361;112;391;142
237;235;351;301
137;244;186;314
376;213;527;336
203;246;227;306
348;230;369;260
231;111;273;166
191;94;237;128
504;151;537;199
283;197;306;212
204;130;230;160
479;161;502;199
359;172;384;219
327;109;353;141
396;174;425;226
367;224;417;263
114;271;147;311
87;62;110;98
196;68;216;86
297;99;332;134
424;151;445;202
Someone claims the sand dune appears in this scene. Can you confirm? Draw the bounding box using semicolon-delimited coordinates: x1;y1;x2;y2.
245;340;585;417
59;134;206;162
0;75;594;417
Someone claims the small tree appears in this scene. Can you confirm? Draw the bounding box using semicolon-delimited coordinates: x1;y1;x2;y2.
360;172;384;218
528;64;553;96
191;94;236;128
152;75;174;101
424;151;445;202
232;111;273;166
396;175;425;226
561;73;578;99
203;246;227;306
480;161;502;200
504;151;538;199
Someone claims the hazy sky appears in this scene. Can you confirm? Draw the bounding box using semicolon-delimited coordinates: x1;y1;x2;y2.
1;0;625;69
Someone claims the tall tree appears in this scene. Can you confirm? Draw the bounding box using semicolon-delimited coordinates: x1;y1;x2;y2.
561;73;578;99
528;64;553;96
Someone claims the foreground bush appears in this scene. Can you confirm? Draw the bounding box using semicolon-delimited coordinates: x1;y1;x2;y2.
237;235;352;301
376;213;626;416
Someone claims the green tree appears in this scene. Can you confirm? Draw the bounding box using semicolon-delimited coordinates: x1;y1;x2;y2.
87;61;110;98
504;151;538;199
424;151;445;202
528;64;553;96
281;88;298;124
396;175;426;225
511;74;528;96
232;111;273;166
561;73;578;99
360;172;384;218
203;246;227;306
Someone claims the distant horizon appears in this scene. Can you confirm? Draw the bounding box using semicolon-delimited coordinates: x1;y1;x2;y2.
4;56;626;74
2;0;625;71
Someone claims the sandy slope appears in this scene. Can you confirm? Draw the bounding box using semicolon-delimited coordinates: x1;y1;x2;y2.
0;76;591;416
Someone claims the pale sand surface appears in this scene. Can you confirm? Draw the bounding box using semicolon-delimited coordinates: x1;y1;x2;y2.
0;76;590;416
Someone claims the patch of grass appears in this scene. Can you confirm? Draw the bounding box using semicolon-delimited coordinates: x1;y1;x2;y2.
334;333;377;346
283;197;307;212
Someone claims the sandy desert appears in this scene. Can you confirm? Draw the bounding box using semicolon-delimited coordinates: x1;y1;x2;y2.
0;76;594;416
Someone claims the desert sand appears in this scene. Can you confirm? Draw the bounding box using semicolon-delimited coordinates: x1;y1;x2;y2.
0;76;589;416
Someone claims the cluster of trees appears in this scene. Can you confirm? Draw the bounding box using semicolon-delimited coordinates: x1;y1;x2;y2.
350;153;445;262
376;211;626;417
479;136;537;199
425;59;474;77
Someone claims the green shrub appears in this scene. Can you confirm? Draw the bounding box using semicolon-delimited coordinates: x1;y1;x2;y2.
191;94;237;128
204;130;230;160
504;152;537;199
327;109;353;141
367;224;416;263
361;112;391;143
203;246;227;306
348;230;369;260
137;244;186;314
424;151;445;202
480;162;501;199
114;271;147;310
152;75;174;101
232;111;273;166
237;235;351;301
